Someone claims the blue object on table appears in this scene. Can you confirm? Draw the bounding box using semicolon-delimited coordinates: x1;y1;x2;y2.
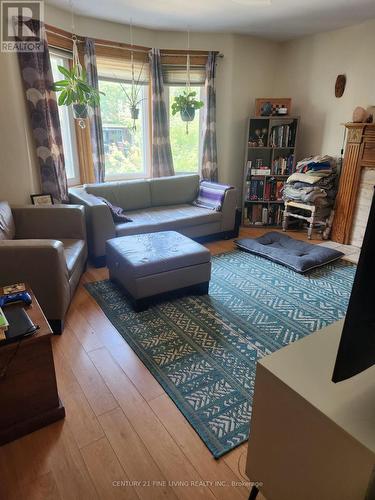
0;291;32;308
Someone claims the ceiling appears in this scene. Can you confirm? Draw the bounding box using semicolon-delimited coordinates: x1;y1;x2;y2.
47;0;375;40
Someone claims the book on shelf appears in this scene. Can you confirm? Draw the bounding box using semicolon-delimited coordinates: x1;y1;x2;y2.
270;122;297;148
247;177;285;202
271;154;295;175
251;168;271;176
248;177;265;201
246;204;284;226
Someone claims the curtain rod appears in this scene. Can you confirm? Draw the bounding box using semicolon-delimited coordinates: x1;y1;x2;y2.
45;28;224;58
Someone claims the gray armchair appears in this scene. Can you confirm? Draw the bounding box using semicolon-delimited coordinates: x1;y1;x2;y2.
0;202;87;334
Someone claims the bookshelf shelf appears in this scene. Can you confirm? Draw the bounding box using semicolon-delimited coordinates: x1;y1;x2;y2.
242;115;300;227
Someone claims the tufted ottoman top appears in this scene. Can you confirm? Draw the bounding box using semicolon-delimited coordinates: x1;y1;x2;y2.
106;231;211;278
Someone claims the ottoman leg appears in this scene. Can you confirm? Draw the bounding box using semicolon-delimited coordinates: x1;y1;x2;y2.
133;297;149;313
195;281;209;295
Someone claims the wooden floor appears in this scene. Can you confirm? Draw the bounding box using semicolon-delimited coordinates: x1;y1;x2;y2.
0;228;319;500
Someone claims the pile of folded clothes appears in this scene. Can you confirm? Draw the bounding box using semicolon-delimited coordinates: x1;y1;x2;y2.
282;155;338;210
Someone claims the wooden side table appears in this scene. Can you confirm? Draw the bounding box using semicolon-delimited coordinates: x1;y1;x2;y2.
0;287;65;446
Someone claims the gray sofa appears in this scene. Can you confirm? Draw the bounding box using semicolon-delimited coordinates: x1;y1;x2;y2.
69;174;238;266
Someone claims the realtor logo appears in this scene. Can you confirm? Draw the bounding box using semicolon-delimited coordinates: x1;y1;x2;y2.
1;1;44;52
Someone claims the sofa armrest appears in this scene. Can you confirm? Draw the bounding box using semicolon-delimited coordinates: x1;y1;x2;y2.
69;187;116;260
0;240;70;320
221;188;238;232
12;205;86;240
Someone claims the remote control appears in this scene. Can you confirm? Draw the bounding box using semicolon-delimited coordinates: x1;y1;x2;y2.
0;291;32;308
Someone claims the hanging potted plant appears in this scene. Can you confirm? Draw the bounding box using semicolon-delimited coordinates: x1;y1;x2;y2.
119;59;146;129
119;78;145;124
171;89;204;133
52;65;103;127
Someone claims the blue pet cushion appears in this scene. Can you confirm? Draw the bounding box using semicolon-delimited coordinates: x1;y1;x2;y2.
235;232;344;273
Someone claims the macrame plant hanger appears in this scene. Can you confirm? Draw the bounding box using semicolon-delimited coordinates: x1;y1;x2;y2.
130;20;136;130
70;0;86;128
185;29;191;134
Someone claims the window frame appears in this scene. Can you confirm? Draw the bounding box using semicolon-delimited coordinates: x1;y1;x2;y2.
98;75;151;181
165;84;205;175
49;50;81;187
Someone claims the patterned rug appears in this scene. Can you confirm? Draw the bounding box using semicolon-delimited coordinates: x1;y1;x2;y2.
86;251;356;458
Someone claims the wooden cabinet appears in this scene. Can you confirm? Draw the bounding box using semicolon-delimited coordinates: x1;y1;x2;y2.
331;123;375;244
0;288;65;445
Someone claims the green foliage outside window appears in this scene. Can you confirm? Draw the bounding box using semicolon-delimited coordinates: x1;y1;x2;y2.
169;86;202;173
99;80;145;175
99;81;202;176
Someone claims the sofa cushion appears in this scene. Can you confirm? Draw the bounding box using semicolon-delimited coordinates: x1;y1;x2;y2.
149;174;199;206
115;204;222;237
0;201;15;240
86;179;151;211
61;239;87;276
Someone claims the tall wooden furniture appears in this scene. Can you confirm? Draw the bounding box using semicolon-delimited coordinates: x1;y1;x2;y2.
0;287;65;445
242;116;300;227
331;123;375;244
245;320;375;500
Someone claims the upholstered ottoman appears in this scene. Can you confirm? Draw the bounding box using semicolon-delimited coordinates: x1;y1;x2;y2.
106;231;211;311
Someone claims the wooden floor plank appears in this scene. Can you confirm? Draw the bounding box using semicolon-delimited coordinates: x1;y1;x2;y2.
65;303;104;352
222;443;249;482
99;408;178;500
43;422;99;500
54;324;118;416
81;436;139;500
106;340;165;402
18;471;62;500
149;394;249;500
53;347;105;449
89;348;217;500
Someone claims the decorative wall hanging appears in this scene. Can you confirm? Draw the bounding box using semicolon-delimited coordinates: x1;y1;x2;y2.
335;74;346;98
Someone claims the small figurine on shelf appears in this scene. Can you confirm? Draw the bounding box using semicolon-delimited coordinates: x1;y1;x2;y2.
253;128;268;147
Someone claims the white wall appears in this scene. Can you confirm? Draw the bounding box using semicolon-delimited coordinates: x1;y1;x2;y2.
0;5;278;204
1;6;375;205
273;18;375;159
0;51;40;204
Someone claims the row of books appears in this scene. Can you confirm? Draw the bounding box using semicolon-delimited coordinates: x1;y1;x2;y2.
246;178;284;201
270;124;296;148
272;155;295;175
245;204;284;226
246;157;295;178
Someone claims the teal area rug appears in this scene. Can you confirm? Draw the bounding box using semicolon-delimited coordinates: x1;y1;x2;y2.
86;251;355;458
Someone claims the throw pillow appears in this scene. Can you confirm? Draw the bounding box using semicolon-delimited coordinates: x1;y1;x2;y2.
97;197;133;223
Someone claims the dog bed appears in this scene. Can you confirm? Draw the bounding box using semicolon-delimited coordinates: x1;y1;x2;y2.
235;232;344;273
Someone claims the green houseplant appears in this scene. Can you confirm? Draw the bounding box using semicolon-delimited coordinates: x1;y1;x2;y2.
171;89;204;133
52;65;103;121
119;81;144;121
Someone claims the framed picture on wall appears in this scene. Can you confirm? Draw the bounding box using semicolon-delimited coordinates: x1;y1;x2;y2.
30;193;54;206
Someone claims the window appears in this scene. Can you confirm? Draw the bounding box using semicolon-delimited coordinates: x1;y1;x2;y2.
167;85;204;174
50;52;80;185
98;79;149;179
